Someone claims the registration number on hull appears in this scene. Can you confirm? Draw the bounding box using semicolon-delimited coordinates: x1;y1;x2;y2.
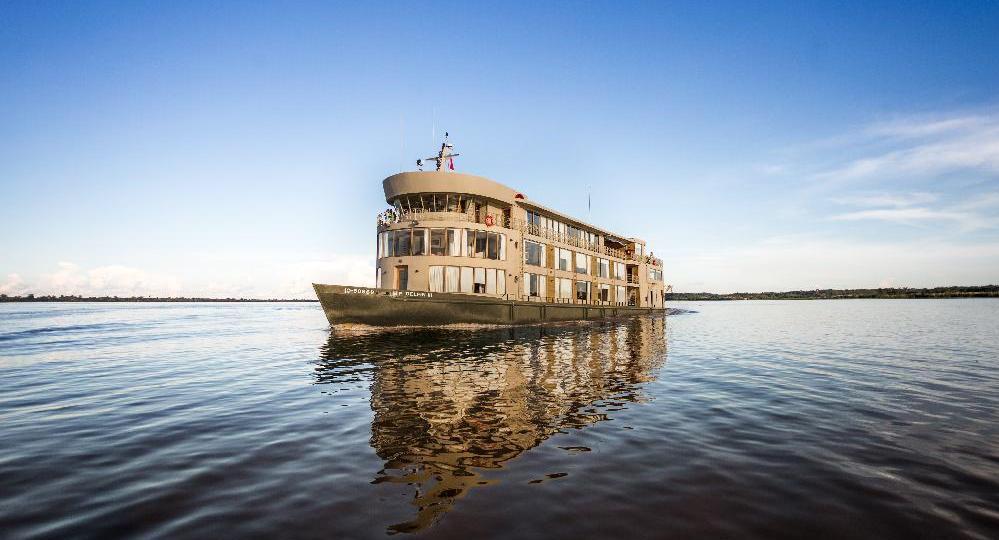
342;287;433;299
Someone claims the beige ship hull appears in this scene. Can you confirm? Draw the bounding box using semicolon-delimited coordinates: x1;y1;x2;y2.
313;284;665;326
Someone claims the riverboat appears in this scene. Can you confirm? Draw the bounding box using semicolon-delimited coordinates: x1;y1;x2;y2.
314;135;668;325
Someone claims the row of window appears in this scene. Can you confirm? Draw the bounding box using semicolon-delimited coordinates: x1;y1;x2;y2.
379;228;507;260
524;241;627;278
524;272;628;302
427;266;507;295
526;210;599;247
391;193;484;215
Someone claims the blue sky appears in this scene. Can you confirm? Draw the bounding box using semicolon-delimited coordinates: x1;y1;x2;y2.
2;1;998;297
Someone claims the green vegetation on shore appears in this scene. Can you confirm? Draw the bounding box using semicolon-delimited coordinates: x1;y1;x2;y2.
0;294;317;303
2;285;996;303
667;285;999;301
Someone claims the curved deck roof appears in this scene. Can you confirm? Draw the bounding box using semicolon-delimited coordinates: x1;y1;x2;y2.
382;170;643;244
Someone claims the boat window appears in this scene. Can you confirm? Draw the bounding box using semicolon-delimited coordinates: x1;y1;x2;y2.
445;266;460;292
556;248;571;271
555;278;573;299
430;228;446;256
429;266;444;292
487;233;498;260
473;268;486;293
524;241;543;266
390;230;411;257
474;231;487;258
411;228;427;255
524;273;544;297
460;267;473;293
485;268;497;295
447;229;460;256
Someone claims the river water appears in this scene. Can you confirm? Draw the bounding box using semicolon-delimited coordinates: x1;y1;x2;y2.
1;300;997;539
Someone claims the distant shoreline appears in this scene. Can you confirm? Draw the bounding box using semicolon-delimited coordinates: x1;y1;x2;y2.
666;285;998;301
2;285;997;302
0;295;318;303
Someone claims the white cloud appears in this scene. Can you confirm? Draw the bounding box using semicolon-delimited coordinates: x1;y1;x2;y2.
828;207;995;231
827;190;998;231
808;109;999;186
0;273;25;295
831;192;938;208
666;238;999;293
33;262;183;297
4;254;375;299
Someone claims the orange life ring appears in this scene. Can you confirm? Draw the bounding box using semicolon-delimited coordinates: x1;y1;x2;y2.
484;215;494;227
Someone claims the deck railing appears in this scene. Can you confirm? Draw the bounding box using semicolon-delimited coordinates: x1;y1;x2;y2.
377;208;663;267
520;295;633;306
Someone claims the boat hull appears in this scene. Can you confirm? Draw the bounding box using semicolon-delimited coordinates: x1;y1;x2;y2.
313;284;665;326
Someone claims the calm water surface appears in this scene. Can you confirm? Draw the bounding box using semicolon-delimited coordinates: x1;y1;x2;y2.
1;300;997;539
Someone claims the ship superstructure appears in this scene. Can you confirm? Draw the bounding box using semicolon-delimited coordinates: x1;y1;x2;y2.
315;136;666;325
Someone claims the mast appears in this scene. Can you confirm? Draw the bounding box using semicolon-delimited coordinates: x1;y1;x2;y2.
417;132;460;171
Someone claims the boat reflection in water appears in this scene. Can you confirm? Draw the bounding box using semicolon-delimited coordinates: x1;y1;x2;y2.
316;316;667;534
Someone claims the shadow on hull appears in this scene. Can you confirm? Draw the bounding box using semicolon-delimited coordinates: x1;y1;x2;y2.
314;284;666;327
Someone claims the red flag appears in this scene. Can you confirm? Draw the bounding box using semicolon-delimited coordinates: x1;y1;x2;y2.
449;156;455;170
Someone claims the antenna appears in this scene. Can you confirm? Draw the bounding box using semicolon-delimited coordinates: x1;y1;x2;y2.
416;131;459;172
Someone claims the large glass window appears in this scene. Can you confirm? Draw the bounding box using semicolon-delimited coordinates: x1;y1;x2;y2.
485;268;497;295
430;228;446;256
460;267;474;293
575;281;589;301
524;241;543;266
487;233;498;260
555;278;573;299
524;273;545;297
429;265;444;292
445;266;460;292
598;258;609;278
616;285;626;304
556;248;571;271
575;253;589;274
412;229;426;255
447;229;460;256
390;229;411;257
473;268;486;293
474;231;487;258
598;284;610;302
614;262;626;280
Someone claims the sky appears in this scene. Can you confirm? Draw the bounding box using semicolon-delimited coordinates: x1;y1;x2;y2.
2;1;998;297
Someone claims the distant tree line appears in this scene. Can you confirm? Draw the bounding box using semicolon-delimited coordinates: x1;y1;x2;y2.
666;285;999;301
0;294;318;303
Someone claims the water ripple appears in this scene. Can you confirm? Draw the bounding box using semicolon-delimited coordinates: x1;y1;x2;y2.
0;300;997;538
